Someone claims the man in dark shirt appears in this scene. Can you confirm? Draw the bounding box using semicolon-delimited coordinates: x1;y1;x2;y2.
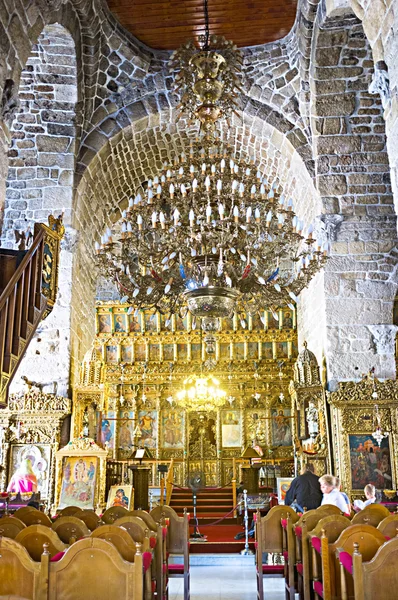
284;463;322;512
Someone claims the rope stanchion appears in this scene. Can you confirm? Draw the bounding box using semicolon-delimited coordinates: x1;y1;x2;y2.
240;489;254;555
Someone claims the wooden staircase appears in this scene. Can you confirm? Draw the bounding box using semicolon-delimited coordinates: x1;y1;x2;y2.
170;486;236;524
0;217;64;407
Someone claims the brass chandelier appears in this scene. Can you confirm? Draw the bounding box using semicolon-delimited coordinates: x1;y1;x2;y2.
95;1;328;325
175;374;227;411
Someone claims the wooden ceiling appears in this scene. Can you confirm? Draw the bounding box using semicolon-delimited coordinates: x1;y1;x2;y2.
106;0;298;50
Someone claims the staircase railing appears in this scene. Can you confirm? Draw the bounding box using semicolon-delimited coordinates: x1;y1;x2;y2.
0;216;64;407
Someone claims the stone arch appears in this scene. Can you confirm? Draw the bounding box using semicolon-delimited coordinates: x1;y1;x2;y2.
3;22;79;397
306;0;398;383
72;113;322;369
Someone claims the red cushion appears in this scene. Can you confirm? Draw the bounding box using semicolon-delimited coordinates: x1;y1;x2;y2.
162;527;167;540
339;551;353;575
262;564;284;574
296;563;303;575
311;536;321;554
295;526;302;538
253;513;257;523
313;580;323;598
143;551;152;573
50;551;65;562
281;518;287;529
168;564;184;574
187;514;191;522
150;537;156;549
151;580;156;594
385;536;391;541
254;541;258;549
162;564;167;574
283;551;288;560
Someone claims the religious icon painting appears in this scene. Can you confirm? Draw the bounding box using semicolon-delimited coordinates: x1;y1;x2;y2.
277;477;294;505
282;310;294;329
223;315;235;331
348;434;392;491
247;342;258;360
221;410;241;447
106;484;133;510
219;343;230;361
163;344;174;361
191;343;201;361
271;408;292;446
234;343;245;360
162;411;184;449
113;312;127;333
106;345;118;364
128;312;142;333
138;410;157;449
277;342;289;358
267;310;279;329
98;313;112;334
59;456;98;510
176;314;188;331
118;411;135;451
8;443;51;499
149;343;160;361
100;411;116;450
251;312;264;332
144;311;158;332
262;342;274;359
134;343;146;362
177;343;188;360
121;345;132;363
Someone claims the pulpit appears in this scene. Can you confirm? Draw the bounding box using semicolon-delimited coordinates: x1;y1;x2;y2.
129;465;150;510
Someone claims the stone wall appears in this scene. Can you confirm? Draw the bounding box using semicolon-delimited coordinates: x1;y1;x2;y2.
4;23;77;397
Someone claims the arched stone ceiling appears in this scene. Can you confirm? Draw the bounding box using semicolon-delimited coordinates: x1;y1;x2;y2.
106;0;298;50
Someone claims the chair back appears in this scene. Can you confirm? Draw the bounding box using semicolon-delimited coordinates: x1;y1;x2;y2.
316;504;343;516
258;505;299;553
51;516;90;544
48;537;144;600
0;536;45;599
352;504;390;527
91;524;138;562
17;509;52;528
0;516;26;539
57;506;81;517
377;514;398;539
311;515;351;542
353;537;398;600
73;509;102;531
16;524;66;561
12;507;37;521
130;510;157;532
101;505;129;524
151;505;189;554
114;516;146;544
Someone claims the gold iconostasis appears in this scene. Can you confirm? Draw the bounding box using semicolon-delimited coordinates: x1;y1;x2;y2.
73;302;299;487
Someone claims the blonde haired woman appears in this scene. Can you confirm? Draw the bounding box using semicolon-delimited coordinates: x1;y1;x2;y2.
319;474;350;514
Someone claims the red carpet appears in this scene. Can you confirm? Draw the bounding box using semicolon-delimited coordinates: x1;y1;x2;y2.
189;524;255;553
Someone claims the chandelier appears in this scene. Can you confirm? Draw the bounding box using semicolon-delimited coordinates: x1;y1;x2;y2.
174;374;227;411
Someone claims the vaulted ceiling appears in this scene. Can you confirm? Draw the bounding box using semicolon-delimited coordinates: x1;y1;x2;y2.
106;0;298;50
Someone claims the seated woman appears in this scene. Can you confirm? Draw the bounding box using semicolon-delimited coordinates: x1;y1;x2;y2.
353;483;377;512
319;474;350;514
335;476;352;513
7;458;38;493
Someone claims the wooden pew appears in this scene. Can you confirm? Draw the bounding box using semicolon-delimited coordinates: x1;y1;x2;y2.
351;504;390;527
151;505;190;600
57;506;81;517
51;516;90;544
312;524;386;600
352;537;398;600
101;506;129;524
48;537;144;600
73;509;102;532
15;525;67;561
13;507;38;521
130;510;157;533
0;536;47;600
15;509;52;528
0;515;26;539
255;505;299;600
376;514;398;538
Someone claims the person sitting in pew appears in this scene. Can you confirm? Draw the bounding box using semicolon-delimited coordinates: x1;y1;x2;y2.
284;463;322;512
353;483;377;512
319;474;350;514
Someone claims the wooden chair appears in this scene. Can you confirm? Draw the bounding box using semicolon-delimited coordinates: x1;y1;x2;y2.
294;510;349;600
17;509;52;528
312;524;386;600
352;537;398;600
12;507;38;521
56;506;81;517
151;505;190;600
0;536;47;600
51;516;90;544
15;524;67;561
92;525;153;600
255;505;299;600
130;510;157;532
351;504;390;527
73;509;102;531
48;537;144;600
316;505;343;516
376;514;398;539
114;516;148;546
0;516;26;539
101;505;130;524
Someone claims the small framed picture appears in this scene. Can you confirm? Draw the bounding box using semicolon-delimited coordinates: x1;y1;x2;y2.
276;477;294;505
106;484;134;510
